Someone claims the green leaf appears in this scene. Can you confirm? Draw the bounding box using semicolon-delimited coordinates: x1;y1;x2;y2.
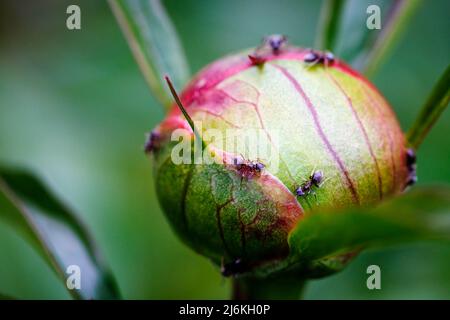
0;166;120;300
407;65;450;150
109;0;190;110
356;0;422;76
289;186;450;266
315;0;346;51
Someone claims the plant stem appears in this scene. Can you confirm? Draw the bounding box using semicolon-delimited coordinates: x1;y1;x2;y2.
407;65;450;150
315;0;346;51
232;272;306;300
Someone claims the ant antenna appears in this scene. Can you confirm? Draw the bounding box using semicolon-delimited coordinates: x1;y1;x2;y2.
309;165;317;178
318;176;332;188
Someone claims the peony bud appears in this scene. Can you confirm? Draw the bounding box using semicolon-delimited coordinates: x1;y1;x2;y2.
146;41;411;276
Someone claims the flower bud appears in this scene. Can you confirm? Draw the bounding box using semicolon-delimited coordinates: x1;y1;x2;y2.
147;44;411;276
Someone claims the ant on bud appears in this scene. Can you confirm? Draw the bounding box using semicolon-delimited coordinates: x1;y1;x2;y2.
295;169;327;201
221;258;247;277
248;34;288;65
303;49;335;67
405;148;418;187
265;34;287;54
233;155;265;180
144;130;161;154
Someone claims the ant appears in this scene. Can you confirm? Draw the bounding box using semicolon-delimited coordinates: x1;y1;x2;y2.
221;258;247;277
405;148;417;187
295;169;326;201
248;34;288;65
303;49;335;67
144;130;161;154
264;34;287;54
233;155;265;180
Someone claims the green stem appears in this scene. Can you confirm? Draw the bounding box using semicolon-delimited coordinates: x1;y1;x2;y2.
232;272;306;300
315;0;346;51
407;65;450;150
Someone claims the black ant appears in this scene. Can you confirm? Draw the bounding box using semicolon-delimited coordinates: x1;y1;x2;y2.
295;169;325;200
221;258;247;277
144;130;161;154
303;49;335;67
405;148;417;187
264;34;287;53
233;156;265;180
248;34;288;65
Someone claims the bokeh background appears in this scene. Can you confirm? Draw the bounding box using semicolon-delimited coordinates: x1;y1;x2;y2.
0;0;449;299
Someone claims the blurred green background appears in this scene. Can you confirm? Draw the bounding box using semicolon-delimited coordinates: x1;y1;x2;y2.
0;0;449;299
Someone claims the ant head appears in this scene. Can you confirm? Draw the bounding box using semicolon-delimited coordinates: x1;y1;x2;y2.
324;51;335;62
266;34;287;52
295;186;305;197
233;157;244;166
311;170;324;185
254;162;265;171
406;148;416;167
144;130;160;154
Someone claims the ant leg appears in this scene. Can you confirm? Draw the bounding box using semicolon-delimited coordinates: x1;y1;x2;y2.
302;196;313;210
309;165;317;178
318;176;332;188
305;60;319;69
307;200;313;210
312;190;318;205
